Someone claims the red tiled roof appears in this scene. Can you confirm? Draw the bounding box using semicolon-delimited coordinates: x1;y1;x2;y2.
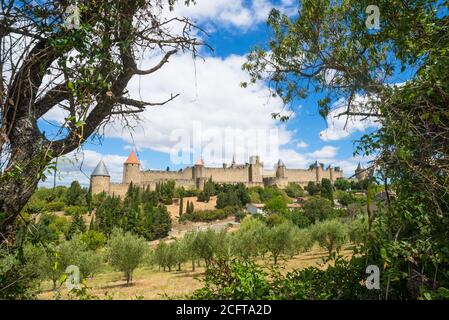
125;151;140;164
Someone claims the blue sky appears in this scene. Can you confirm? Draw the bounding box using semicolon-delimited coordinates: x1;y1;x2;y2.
38;0;381;187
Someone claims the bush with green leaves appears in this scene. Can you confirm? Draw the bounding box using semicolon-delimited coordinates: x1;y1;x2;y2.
106;229;148;285
287;210;312;228
79;230;106;251
22;196;46;214
66;181;87;206
0;244;42;299
284;183;305;198
44;201;66;212
302;196;333;223
192;256;378;300
65;213;86;240
310;219;347;256
264;196;288;214
58;235;103;281
64;205;88;216
179;208;230;223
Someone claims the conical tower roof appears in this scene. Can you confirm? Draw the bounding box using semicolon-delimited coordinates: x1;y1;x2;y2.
91;160;110;177
277;159;285;167
356;162;362;171
125;151;140;164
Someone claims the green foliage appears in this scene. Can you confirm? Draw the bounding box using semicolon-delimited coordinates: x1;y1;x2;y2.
0;244;42;299
306;182;321;196
190;229;229;268
79;230;106;251
287;210;312;228
30;213;69;244
65;213;86;240
192;259;272;300
180;209;230;223
192;256;380;300
106;229;148;285
335;191;357;207
44;201;66;212
265;222;300;264
66;181;86;206
302;196;333;223
58;235;103;280
230;217;269;260
137;203;172;241
265;213;288;227
22;197;46;214
334;179;351;191
310;219;347;256
320;178;333;202
94;195;122;236
284;183;304;198
215;183;250;209
64;205;88;216
264;195;288;214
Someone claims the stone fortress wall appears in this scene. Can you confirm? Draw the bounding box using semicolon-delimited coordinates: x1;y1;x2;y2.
90;152;347;198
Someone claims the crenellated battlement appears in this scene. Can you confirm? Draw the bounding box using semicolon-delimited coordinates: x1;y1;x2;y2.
90;151;347;197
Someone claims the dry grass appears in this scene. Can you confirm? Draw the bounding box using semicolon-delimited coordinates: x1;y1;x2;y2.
37;244;353;300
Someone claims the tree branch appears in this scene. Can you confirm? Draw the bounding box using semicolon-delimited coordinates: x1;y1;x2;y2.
133;49;178;75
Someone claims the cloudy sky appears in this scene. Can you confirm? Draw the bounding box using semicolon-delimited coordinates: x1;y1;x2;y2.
39;0;381;187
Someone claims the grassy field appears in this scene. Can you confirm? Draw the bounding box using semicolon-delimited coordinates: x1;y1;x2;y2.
38;244;353;300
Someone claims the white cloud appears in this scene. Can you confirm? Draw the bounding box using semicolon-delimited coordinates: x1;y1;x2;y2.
309;146;338;158
97;53;295;167
319;96;380;141
171;0;296;30
296;141;308;149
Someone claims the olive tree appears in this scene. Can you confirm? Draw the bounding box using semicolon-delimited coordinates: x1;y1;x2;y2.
310;219;347;257
106;228;147;285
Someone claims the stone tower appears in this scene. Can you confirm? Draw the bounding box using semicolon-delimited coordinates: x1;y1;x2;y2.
193;158;206;190
328;165;334;183
123;151;141;184
314;161;323;183
91;160;110;195
275;159;286;179
355;162;367;181
249;155;263;183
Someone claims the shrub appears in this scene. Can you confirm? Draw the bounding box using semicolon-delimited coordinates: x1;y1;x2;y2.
79;230;106;251
285;183;304;198
23;197;46;214
288;210;312;228
264;196;288;214
58;235;103;280
179;209;230;222
106;229;148;285
64;205;88;216
302;196;333;223
44;201;66;212
265;213;288;227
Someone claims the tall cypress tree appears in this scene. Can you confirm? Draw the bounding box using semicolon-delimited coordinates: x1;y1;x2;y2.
179;197;184;216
